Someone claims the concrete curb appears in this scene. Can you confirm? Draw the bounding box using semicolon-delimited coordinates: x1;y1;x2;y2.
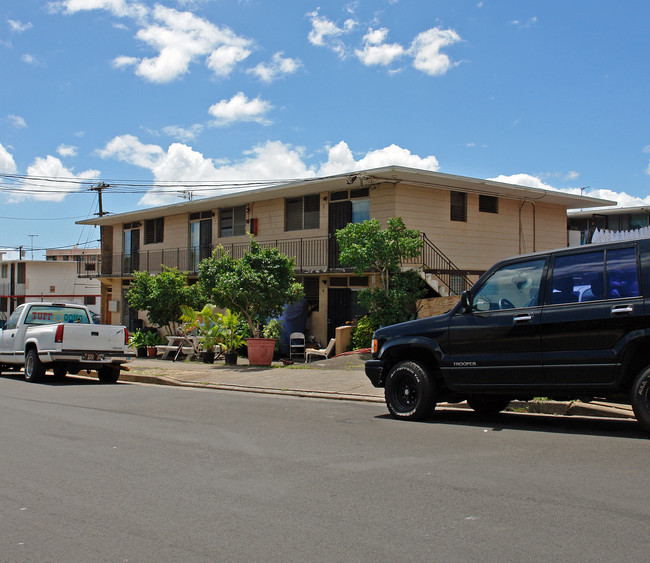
115;369;636;420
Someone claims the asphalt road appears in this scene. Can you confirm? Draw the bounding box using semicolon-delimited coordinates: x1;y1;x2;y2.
1;375;649;562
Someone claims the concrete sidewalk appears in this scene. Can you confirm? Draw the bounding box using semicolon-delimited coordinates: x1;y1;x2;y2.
114;352;636;421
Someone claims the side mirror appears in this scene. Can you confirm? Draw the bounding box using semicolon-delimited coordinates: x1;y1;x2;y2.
460;290;473;312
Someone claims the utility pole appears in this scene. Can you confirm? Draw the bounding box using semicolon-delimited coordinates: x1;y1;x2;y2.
91;182;111;217
28;234;38;260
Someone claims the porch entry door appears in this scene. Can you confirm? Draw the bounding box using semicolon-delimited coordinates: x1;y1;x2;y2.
327;288;351;341
121;287;140;332
124;228;140;273
328;201;352;269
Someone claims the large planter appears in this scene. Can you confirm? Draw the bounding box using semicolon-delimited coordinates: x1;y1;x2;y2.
137;347;148;358
246;338;276;366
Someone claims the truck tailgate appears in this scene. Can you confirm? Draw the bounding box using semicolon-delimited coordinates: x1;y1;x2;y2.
60;324;127;352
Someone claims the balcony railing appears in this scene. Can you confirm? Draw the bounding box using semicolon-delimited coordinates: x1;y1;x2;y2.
79;234;475;295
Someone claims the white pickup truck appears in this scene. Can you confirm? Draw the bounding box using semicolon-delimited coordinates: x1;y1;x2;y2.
0;302;134;383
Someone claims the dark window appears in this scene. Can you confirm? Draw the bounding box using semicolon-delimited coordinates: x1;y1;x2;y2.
350;187;369;198
219;206;246;237
285;195;320;231
297;276;320;311
144;217;164;244
450;191;467;222
549;250;624;303
329;277;347;287
479;195;498;214
330;190;348;201
349;276;369;286
84;296;97;305
606;247;640;299
17;263;26;284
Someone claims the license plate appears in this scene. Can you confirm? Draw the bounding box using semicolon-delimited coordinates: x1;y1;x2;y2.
83;353;103;361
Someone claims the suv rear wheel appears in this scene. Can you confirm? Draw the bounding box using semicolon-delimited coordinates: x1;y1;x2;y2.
384;360;436;421
631;366;650;432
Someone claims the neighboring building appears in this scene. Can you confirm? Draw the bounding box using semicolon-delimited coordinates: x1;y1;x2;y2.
0;259;102;321
46;246;101;268
568;205;650;245
77;166;611;343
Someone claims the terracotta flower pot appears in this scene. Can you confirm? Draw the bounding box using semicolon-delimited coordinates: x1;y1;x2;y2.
147;346;157;358
246;338;276;366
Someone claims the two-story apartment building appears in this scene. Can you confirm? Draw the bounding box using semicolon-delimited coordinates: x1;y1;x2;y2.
77;166;611;343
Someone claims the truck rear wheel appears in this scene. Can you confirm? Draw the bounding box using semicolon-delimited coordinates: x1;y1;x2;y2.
25;349;46;383
384;360;436;421
98;366;120;384
631;366;650;432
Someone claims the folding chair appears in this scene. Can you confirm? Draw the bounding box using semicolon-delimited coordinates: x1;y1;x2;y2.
289;332;306;360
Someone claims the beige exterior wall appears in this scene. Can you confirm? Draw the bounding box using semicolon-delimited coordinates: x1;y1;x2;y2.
392;184;568;272
102;180;573;344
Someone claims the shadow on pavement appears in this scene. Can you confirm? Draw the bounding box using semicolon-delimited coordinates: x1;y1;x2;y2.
376;408;648;440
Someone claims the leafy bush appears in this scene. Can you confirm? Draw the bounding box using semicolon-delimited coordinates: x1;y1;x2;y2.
352;316;377;350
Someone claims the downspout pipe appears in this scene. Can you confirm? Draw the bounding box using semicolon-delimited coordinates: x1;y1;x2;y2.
518;200;536;254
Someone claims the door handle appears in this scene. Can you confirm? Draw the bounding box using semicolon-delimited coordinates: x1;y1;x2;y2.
513;314;533;324
611;305;634;316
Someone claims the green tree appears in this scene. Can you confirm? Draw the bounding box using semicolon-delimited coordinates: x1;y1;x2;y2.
127;266;203;334
336;217;426;328
198;238;304;338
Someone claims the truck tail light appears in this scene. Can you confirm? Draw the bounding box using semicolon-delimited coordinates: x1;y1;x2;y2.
55;324;64;343
124;328;129;345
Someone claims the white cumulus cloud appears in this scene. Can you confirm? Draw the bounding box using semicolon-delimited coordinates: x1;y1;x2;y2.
8;155;99;202
0;143;17;174
58;1;252;82
8;19;33;33
247;52;302;83
208;92;272;126
409;27;462;76
307;9;357;58
57;144;78;157
8;114;27;128
97;135;442;205
355;28;405;66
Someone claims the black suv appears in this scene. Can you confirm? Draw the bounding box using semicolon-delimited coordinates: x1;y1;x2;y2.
365;238;650;431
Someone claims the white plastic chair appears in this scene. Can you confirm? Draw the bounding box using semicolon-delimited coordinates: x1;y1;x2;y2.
289;332;306;360
305;338;336;363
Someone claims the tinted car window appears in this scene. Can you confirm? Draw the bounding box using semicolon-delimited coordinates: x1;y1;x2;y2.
473;259;545;311
550;247;640;304
606;247;640;298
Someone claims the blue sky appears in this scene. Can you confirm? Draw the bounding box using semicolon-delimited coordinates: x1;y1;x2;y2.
1;0;650;258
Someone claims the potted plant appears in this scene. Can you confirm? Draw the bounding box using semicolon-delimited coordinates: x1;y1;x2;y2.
217;309;245;366
180;304;222;364
199;324;222;364
144;330;163;358
128;329;148;358
263;318;282;361
199;239;303;366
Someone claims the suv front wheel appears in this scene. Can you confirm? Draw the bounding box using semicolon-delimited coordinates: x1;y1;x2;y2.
385;360;436;421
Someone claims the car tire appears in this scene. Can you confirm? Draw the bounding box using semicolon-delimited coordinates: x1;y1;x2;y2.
631;366;650;432
98;366;120;384
24;349;45;383
467;395;511;416
384;360;436;421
